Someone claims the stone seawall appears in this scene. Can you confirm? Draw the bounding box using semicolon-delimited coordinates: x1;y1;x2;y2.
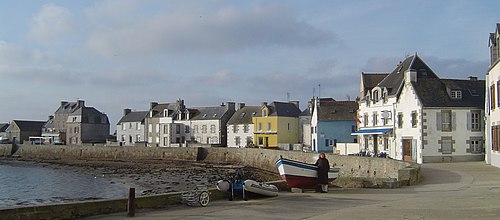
0;144;420;186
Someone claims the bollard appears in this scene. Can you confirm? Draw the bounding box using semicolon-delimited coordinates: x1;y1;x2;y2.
127;188;135;217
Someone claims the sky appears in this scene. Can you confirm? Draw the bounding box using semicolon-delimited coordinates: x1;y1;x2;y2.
0;0;499;130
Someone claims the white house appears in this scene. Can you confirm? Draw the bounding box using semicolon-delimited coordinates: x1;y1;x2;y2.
116;109;148;146
189;102;235;146
355;54;484;163
227;104;261;148
486;23;500;168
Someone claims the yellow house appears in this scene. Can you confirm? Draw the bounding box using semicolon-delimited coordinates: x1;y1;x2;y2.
253;102;301;148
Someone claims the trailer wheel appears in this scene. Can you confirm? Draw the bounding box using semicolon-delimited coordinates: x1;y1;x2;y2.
199;191;210;207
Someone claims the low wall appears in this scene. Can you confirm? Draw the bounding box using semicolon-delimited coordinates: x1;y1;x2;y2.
0;189;226;220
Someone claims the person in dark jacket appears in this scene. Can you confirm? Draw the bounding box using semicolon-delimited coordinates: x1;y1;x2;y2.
314;152;330;193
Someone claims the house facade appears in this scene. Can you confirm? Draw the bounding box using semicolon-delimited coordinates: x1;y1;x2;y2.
227;104;261;148
189;102;235;146
116;109;148;146
66;105;110;145
0;123;9;142
355;54;484;163
311;98;358;153
6;120;46;144
486;23;500;168
42;100;84;144
253;101;301;148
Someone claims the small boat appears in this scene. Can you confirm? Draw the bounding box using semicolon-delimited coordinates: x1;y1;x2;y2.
275;156;340;188
243;180;279;197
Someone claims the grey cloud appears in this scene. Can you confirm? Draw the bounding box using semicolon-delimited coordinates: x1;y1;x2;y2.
85;4;336;57
29;4;73;44
423;56;488;79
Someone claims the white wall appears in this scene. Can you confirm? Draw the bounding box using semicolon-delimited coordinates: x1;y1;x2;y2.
395;81;423;163
336;143;361;155
227;124;254;148
191;120;221;144
487;62;500;167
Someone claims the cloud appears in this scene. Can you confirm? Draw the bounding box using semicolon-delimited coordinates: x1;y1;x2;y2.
29;4;73;44
423;56;488;79
85;3;335;58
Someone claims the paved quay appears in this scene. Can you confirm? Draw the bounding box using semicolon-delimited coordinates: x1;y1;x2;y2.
85;162;500;220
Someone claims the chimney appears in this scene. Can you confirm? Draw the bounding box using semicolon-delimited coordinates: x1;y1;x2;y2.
290;101;300;109
261;102;268;107
48;115;54;120
468;76;478;81
237;103;245;110
60;101;68;107
225;102;235;111
405;69;417;83
77;100;85;108
150;102;158;110
124;108;132;116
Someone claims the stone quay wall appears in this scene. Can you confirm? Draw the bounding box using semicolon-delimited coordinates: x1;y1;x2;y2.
0;144;420;186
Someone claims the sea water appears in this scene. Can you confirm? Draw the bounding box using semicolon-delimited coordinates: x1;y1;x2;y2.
0;160;127;208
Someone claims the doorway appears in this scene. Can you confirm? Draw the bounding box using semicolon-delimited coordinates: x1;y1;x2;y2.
403;139;412;161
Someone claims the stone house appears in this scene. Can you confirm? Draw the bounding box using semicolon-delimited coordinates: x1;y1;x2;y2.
5;120;46;144
355;54;484;163
0;123;9;142
66;104;110;145
42;100;84;144
227;104;261;148
116;109;148;146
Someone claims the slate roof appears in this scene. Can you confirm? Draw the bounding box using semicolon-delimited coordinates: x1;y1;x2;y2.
0;123;9;132
412;78;485;108
12;120;46;131
149;103;179;117
117;111;148;125
43;118;55;129
266;102;301;117
55;101;81;114
70;107;110;124
317;100;358;121
190;106;231;120
362;72;389;91
227;106;261;125
377;54;439;96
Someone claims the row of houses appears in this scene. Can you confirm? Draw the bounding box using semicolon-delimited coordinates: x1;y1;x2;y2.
116;99;358;151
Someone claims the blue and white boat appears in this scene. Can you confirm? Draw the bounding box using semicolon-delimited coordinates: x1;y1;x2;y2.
275;156;340;188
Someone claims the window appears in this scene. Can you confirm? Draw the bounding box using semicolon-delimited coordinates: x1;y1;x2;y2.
122;124;125;130
176;124;180;134
148;124;152;133
440;137;453;154
176;137;181;143
311;127;314;133
72;117;77;122
493;125;500;151
155;124;160;133
235;136;241;146
121;135;125;142
373;90;379;103
258;137;263;145
258;123;262;131
268;122;272;131
243;124;249;133
363;114;368;127
372;112;378;126
469;138;483;154
411;111;418;128
491;85;496;110
137;122;141;130
129;123;133;129
136;135;141;142
325;139;330;146
451;90;462;99
202;125;207;133
441;110;452;132
287;123;290;131
185;126;190;133
164;125;168;134
210;125;216;133
471;111;480;131
397;113;403;128
497;81;500;107
233;125;238;133
164;137;168;146
193;125;198;134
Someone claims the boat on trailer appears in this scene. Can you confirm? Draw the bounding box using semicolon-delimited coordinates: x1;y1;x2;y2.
275;156;340;188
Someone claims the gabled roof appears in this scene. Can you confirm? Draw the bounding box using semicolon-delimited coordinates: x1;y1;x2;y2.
266;102;301;117
149;103;178;117
12;120;46;131
227;106;261;125
190;106;231;120
377;54;439;96
412;78;485;108
317;100;358;121
117;111;148;125
0;123;9;132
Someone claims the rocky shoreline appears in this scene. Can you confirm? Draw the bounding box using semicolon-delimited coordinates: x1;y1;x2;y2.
0;157;281;196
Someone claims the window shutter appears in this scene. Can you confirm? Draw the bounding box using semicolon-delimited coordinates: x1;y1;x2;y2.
452;112;456;131
481;112;485;131
436;112;442;131
466;112;471;131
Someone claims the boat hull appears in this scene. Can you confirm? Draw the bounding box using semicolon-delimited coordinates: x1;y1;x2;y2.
243;180;279;197
275;157;339;188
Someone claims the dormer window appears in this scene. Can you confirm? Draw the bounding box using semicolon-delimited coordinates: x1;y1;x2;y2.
213;114;217;117
451;90;462;99
263;109;268;117
203;114;207;118
241;113;246;118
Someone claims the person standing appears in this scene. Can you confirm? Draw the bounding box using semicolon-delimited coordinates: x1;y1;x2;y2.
314;152;330;193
